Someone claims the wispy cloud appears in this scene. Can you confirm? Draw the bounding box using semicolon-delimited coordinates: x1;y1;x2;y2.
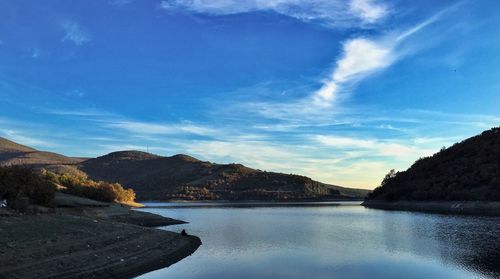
314;135;436;158
0;129;53;148
182;140;299;169
43;106;217;137
159;0;389;28
312;37;394;106
376;124;409;132
315;135;375;149
312;6;453;107
228;5;454;126
395;4;459;42
105;120;215;136
44;108;111;117
61;21;91;46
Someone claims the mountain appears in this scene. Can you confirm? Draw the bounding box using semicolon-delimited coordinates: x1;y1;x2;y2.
366;127;500;202
81;151;369;200
0;137;85;173
0;137;369;201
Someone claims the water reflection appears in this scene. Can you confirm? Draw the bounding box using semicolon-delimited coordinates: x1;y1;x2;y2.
137;203;499;279
378;211;500;278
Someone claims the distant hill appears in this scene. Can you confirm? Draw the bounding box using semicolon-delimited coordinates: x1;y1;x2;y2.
0;137;369;201
367;127;500;201
81;151;369;200
0;137;85;169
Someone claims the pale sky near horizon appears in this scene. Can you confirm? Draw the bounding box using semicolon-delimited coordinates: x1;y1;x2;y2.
0;0;499;189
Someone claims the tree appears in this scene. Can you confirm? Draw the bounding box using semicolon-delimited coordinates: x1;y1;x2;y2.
0;166;55;208
381;169;397;186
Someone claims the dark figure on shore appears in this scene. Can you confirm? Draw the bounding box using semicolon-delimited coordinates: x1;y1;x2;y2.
181;229;189;236
1;193;9;208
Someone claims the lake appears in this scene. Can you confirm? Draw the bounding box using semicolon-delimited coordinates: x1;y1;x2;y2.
136;202;500;279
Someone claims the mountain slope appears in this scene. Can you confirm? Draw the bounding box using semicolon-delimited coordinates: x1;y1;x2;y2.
367;127;500;201
0;137;86;174
0;137;369;201
0;137;37;153
81;151;369;200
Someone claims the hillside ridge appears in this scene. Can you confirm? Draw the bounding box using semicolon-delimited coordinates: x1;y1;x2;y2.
0;137;37;152
0;138;370;201
366;127;500;202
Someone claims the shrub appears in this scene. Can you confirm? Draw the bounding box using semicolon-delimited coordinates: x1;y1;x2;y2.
0;166;55;208
41;170;136;203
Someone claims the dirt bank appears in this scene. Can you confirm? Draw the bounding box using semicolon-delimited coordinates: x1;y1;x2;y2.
0;209;201;278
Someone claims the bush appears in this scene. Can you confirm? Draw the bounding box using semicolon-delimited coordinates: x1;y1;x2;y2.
42;170;136;203
0;166;55;208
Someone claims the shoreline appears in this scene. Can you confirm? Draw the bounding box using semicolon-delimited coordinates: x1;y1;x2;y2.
140;198;365;203
362;200;500;216
0;206;201;278
139;199;363;209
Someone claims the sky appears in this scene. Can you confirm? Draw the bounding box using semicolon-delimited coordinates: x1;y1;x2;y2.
0;0;499;189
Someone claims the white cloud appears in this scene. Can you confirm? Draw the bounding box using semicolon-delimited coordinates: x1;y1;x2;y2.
315;135;375;149
312;37;394;105
159;0;388;28
312;82;338;104
333;38;394;83
376;124;408;132
349;0;388;24
310;7;451;107
106;120;215;136
62;21;91;46
314;135;435;158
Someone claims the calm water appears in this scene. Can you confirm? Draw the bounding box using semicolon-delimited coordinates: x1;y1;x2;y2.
136;202;500;279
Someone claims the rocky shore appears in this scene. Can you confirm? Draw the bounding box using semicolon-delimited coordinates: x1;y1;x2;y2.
0;195;201;279
362;200;500;216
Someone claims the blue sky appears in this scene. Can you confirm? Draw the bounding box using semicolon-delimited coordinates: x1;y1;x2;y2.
0;0;499;189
